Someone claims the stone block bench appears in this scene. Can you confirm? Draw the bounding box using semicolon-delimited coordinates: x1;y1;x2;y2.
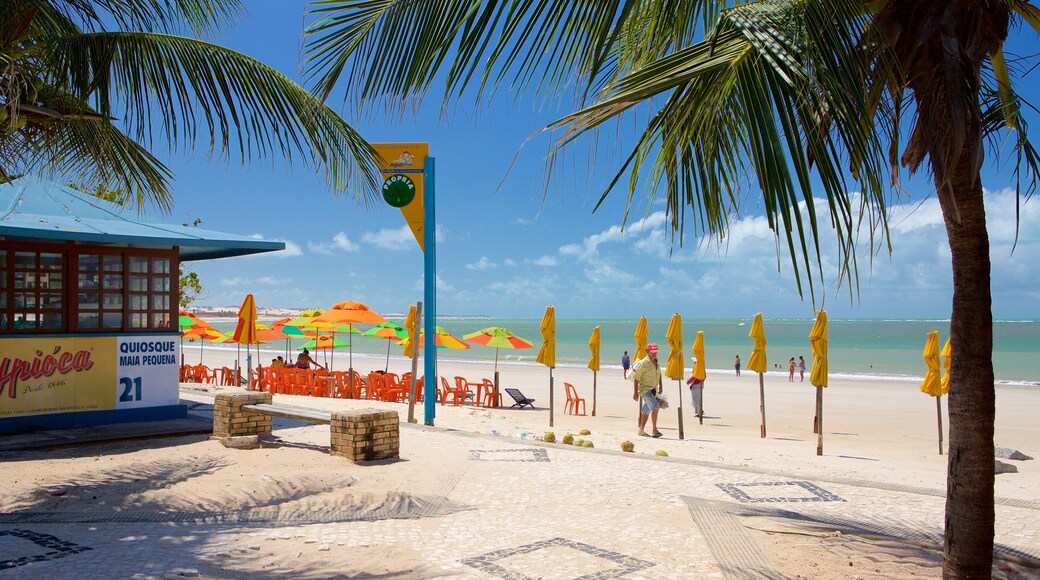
212;392;399;462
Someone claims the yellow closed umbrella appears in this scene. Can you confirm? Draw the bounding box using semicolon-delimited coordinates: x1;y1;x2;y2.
809;310;828;455
940;338;952;394
632;316;649;425
403;303;421;424
692;330;706;424
536;305;556;427
232;293;259;388
920;331;946;455
747;313;768;438
665;314;685;439
588;326;600;416
634;316;648;361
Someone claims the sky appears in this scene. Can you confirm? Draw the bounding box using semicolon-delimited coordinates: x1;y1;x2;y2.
156;2;1039;320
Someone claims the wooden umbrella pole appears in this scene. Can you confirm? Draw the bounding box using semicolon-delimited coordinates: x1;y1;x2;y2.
759;372;767;438
816;386;824;456
936;396;944;455
676;379;685;440
592;371;597;417
698;384;704;425
814;385;822;433
549;369;555;428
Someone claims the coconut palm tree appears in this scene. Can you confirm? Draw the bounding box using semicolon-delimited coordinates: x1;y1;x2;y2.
302;1;1038;575
1;0;379;210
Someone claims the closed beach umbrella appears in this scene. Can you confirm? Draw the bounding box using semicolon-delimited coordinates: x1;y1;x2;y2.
588;326;600;416
665;313;685;440
634;316;648;361
364;321;409;372
232;294;259;388
402;304;420;424
536;306;556;427
809;310;828;455
920;330;946;455
693;330;706;425
940;338;952;393
632;316;648;425
402;305;418;358
747;313;768;438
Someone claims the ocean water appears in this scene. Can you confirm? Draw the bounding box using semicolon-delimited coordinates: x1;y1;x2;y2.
198;317;1039;386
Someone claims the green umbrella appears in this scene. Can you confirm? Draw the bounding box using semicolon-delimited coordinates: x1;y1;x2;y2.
364;322;409;372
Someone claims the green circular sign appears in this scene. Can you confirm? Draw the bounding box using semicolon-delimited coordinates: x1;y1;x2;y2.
382;174;415;208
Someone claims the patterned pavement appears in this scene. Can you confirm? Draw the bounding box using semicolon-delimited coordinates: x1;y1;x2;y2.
1;395;1037;579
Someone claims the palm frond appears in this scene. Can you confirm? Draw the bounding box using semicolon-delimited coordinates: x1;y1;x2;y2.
51;31;380;202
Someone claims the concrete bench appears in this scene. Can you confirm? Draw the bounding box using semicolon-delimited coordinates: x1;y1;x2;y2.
212;392;399;462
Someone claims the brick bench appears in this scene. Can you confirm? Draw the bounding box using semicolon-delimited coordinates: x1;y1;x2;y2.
212;393;399;462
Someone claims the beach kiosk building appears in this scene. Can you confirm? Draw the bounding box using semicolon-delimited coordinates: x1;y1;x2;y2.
0;176;284;433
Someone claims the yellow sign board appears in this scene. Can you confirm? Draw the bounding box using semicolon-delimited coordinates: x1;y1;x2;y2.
374;143;428;251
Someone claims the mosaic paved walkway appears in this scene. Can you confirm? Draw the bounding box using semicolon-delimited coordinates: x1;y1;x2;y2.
1;395;1037;579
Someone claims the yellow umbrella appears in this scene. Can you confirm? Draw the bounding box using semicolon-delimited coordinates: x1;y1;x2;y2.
402;303;420;424
920;331;946;455
940;338;951;393
588;326;600;417
692;330;706;425
665;313;685;440
232;293;260;388
809;310;828;455
634;316;648;361
312;301;387;372
748;312;768;438
536;305;556;427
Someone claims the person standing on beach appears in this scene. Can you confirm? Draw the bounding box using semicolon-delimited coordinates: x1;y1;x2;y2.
734;355;741;376
622;351;631;378
632;343;663;438
687;374;704;418
788;357;796;382
798;356;806;382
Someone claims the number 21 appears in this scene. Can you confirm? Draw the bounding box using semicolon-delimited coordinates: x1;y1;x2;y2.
119;376;142;402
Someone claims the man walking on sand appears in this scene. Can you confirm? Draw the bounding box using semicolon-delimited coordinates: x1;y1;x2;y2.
621;351;631;378
632;343;663;438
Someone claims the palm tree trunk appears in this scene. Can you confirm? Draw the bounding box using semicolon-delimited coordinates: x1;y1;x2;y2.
939;148;995;578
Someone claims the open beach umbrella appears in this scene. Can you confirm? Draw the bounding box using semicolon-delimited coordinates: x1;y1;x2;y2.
536;306;556;427
920;331;946;455
665;313;685;440
588;326;600;417
809;311;828;455
282;309;325;337
463;327;534;371
301;334;349;369
464;326;534;407
177;310;214;366
181;326;224;365
364;322;409;372
692;330;706;425
406;326;471;349
232;294;259;387
747;313;768;438
313;301;387;373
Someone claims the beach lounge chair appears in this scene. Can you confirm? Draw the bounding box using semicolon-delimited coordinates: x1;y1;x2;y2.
505;388;536;409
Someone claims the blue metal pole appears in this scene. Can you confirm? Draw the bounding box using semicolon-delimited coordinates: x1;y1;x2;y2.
423;157;437;425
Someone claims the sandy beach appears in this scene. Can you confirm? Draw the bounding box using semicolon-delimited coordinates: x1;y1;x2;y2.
183;346;1038;501
1;346;1036;578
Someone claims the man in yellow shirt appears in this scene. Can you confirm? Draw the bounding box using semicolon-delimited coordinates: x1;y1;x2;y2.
632;343;663;438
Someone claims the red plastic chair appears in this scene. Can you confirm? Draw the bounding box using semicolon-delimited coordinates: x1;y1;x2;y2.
564;382;587;415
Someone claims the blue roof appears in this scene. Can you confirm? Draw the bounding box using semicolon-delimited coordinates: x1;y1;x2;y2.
0;177;284;261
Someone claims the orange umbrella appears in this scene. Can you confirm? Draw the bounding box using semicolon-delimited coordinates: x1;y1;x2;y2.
181;326;224;364
232;294;259;388
311;301;387;372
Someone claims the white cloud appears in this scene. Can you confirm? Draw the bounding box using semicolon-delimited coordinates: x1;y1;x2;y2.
560;211;670;261
503;258;518;267
514;217;533;225
307;232;360;255
466;256;497;271
362;225;416;250
527;255;558;266
218;276;290;287
246;234;302;258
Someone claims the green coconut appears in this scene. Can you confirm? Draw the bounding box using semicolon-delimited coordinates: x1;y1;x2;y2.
581;440;594;448
621;441;635;452
544;432;556;443
655;449;669;457
562;433;575;445
579;428;591;435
